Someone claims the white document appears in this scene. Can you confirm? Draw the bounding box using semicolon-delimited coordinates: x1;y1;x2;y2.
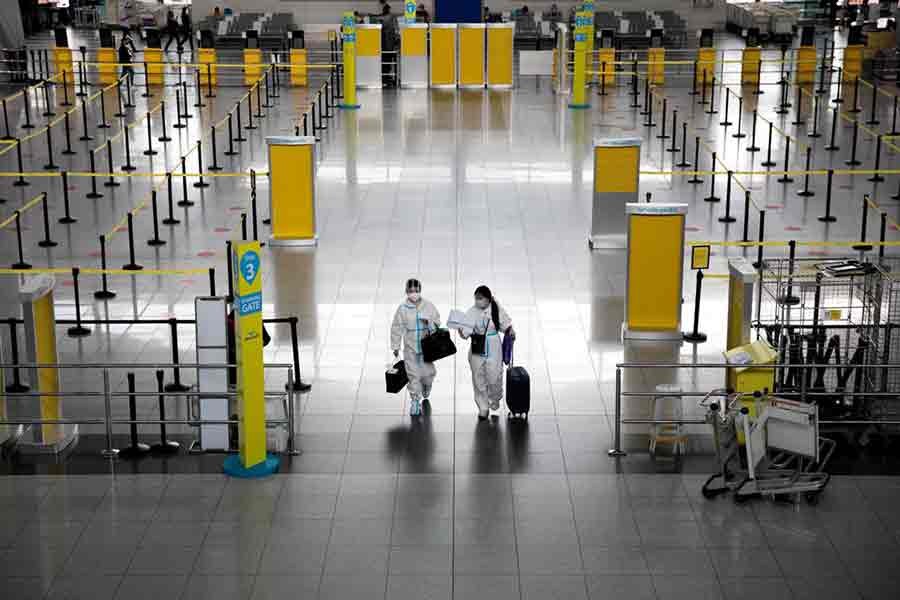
446;309;476;335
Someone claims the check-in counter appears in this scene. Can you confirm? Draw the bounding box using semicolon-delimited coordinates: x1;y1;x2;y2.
487;23;514;88
356;23;382;88
430;24;458;88
400;23;428;88
458;23;486;88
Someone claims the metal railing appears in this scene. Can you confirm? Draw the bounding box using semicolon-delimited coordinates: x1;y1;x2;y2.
0;361;299;458
609;361;900;457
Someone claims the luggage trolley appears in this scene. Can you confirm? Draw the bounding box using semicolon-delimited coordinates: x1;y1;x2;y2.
733;397;835;504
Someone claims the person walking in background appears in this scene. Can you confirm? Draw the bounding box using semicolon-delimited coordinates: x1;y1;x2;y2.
163;10;180;52
457;286;514;420
179;7;194;52
117;31;136;82
391;279;441;416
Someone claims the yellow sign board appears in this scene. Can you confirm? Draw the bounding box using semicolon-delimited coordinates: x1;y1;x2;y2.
691;245;711;270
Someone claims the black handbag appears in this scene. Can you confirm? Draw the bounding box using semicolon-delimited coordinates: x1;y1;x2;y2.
470;333;486;355
421;329;457;363
385;360;408;393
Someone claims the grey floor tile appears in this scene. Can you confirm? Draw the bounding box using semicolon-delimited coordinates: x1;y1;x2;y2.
114;575;188;600
710;547;782;578
46;575;123;600
181;575;254;600
274;493;337;519
515;517;579;546
330;518;392;545
453;518;516;546
786;577;862;600
697;518;767;548
852;576;900;600
719;578;794;600
581;546;648;575
637;519;704;548
518;543;584;575
77;521;150;547
127;545;199;575
324;543;390;576
386;575;452;600
141;521;210;546
0;576;53;600
453;575;519;600
521;575;589;600
266;518;332;547
258;541;327;575
204;521;272;549
319;574;387;600
576;517;643;546
652;576;723;600
586;575;658;600
392;518;451;546
453;544;518;575
62;543;137;576
0;544;71;581
772;548;847;579
644;548;714;576
760;522;833;551
193;543;263;575
250;575;319;600
389;545;452;575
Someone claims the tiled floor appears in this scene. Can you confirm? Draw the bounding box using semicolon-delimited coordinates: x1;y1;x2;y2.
0;26;899;600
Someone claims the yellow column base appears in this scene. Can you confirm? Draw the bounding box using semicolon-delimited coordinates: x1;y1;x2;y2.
143;48;164;85
96;48;117;85
647;47;665;86
198;48;218;86
52;47;74;83
795;46;816;85
741;47;761;85
244;48;263;86
843;45;864;83
596;48;616;87
290;49;308;87
696;47;716;85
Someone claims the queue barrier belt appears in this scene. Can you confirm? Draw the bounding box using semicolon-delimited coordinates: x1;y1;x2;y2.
0;267;210;276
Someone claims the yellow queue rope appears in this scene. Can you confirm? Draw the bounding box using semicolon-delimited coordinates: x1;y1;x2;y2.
0;192;47;229
0;72;63;105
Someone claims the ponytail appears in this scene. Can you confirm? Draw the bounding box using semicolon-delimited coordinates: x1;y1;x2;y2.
474;285;502;333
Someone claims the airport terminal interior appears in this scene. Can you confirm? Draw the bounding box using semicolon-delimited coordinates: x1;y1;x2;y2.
0;0;899;599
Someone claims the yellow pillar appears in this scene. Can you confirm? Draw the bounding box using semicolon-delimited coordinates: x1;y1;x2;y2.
597;47;615;88
52;47;74;84
198;48;218;86
142;47;165;85
487;23;514;88
647;47;665;86
290;49;308;86
583;2;595;83
429;24;457;87
741;47;761;86
459;24;486;88
843;45;864;83
696;47;716;86
96;47;117;85
266;136;318;246
223;241;280;477
569;11;589;109
244;48;263;86
590;137;641;249
340;12;360;108
795;45;816;84
623;204;687;340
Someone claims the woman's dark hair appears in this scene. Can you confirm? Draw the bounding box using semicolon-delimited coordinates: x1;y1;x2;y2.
406;278;421;292
474;285;501;333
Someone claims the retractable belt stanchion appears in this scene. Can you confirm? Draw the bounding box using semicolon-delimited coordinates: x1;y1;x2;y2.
777;138;793;183
86;150;102;197
147;191;165;246
819;169;836;222
853;195;873;252
163;173;179;225
688;138;703;184
704;152;719;202
747;110;760;152
741;191;752;242
14;140;28;187
798;147;815;197
719;171;736;223
104;142;119;187
11;211;30;269
122;213;143;270
38;192;56;247
676;123;690;167
761;122;776;167
119;372;151;459
144;111;157;156
869;135;884;182
845;120;861;166
150;369;179;454
59;171;76;223
158;99;171;141
179;157;193;206
94;235;115;299
733;96;745;138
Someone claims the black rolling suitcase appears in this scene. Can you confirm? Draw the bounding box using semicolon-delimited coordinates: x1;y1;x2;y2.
505;361;530;418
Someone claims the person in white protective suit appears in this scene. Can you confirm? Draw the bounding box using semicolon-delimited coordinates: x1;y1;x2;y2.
391;279;442;416
457;285;514;420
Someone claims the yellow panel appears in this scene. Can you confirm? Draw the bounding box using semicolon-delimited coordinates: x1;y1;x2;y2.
33;293;60;442
596;48;616;86
843;45;864;82
270;145;315;240
459;28;485;86
647;47;665;85
142;48;165;85
627;215;683;331
594;146;639;193
52;48;73;81
232;240;266;468
402;28;427;57
696;47;716;84
741;47;760;85
356;28;381;57
795;46;816;84
96;48;117;85
487;28;513;86
726;275;745;352
430;28;456;86
290;48;308;86
244;49;263;85
198;48;218;86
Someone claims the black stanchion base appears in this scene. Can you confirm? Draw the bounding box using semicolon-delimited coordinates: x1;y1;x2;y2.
687;177;703;184
287;381;313;393
791;119;804;126
103;181;120;189
176;201;195;208
718;215;737;223
193;182;210;189
263;218;271;225
704;196;721;203
234;136;247;143
38;239;58;248
818;215;837;223
675;161;692;168
150;440;180;454
244;125;257;131
719;120;733;127
124;103;136;109
848;107;861;114
119;443;151;459
164;382;190;393
774;108;788;115
162;218;181;225
122;263;143;271
732;132;746;139
869;175;885;183
705;109;719;115
86;191;104;198
852;244;874;252
777;295;801;306
21;124;34;129
761;160;776;167
78;135;94;141
97;123;110;129
114;112;126;118
67;325;91;337
122;164;137;172
208;164;223;172
797;190;816;197
147;237;166;247
224;150;238;156
182;113;193;119
13;180;30;187
11;262;31;270
747;146;760;152
752;90;764;96
59;216;77;224
656;133;670;140
173;123;186;129
807;132;822;138
254;112;265;119
94;289;116;300
683;332;708;343
845;159;862;166
42;111;55;118
158;135;172;142
824;145;840;151
44;163;59;171
62;149;77;156
644;121;657;128
5;383;29;393
143;150;158;156
666;147;681;154
777;176;795;184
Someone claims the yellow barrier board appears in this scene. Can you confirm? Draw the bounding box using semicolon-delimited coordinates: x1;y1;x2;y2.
356;27;381;57
142;48;164;85
232;240;266;469
459;25;485;88
487;25;514;87
741;47;760;85
843;45;864;83
267;136;317;245
795;46;816;84
647;47;665;85
290;49;308;86
52;47;74;81
244;48;263;86
401;27;427;56
597;48;615;87
430;25;457;87
595;145;639;193
96;48;117;85
34;291;60;443
696;47;716;85
198;48;218;86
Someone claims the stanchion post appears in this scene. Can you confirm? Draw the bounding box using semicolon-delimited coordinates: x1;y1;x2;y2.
11;211;30;269
225;112;237;155
158;99;172;141
704;151;720;202
798;147;815;197
122;213;143;270
761;121;775;166
667;110;679;153
853;195;874;252
59;171;76;223
87;149;103;197
791;86;804;125
688;137;703;184
733;96;745;138
683;270;707;343
178;156;193;207
143;112;157;156
720;89;732;126
719;171;736;223
104;142;119;188
142;62;151;98
14;139;28;187
121;121;136;171
164;318;190;393
150;369;179;454
118;372;151;458
173;88;185;129
825;107;839;151
38;192;57;247
706;75;718;114
147;191;165;246
287;316;312;392
845;120;861;166
747;110;760;151
777;137;794;183
879;212;887;261
94;235;116;299
742;191;752;242
62;111;76;154
809;94;821;138
22;87;33;129
752;209;766;269
43;122;58;170
163;173;180;225
818;169;836;222
869;135;884;182
5;319;29;393
655;98;667;137
778;240;800;305
78;97;92;141
891;95;899;136
67;267;91;336
194;140;209;188
676;122;690;167
849;76;861;113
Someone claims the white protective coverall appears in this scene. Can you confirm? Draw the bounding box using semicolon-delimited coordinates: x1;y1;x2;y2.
391;299;441;401
462;303;512;413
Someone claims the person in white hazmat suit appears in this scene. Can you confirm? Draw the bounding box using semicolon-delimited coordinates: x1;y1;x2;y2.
391;279;442;416
457;285;514;420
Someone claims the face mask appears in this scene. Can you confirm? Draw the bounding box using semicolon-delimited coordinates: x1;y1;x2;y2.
475;298;490;310
407;292;421;303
